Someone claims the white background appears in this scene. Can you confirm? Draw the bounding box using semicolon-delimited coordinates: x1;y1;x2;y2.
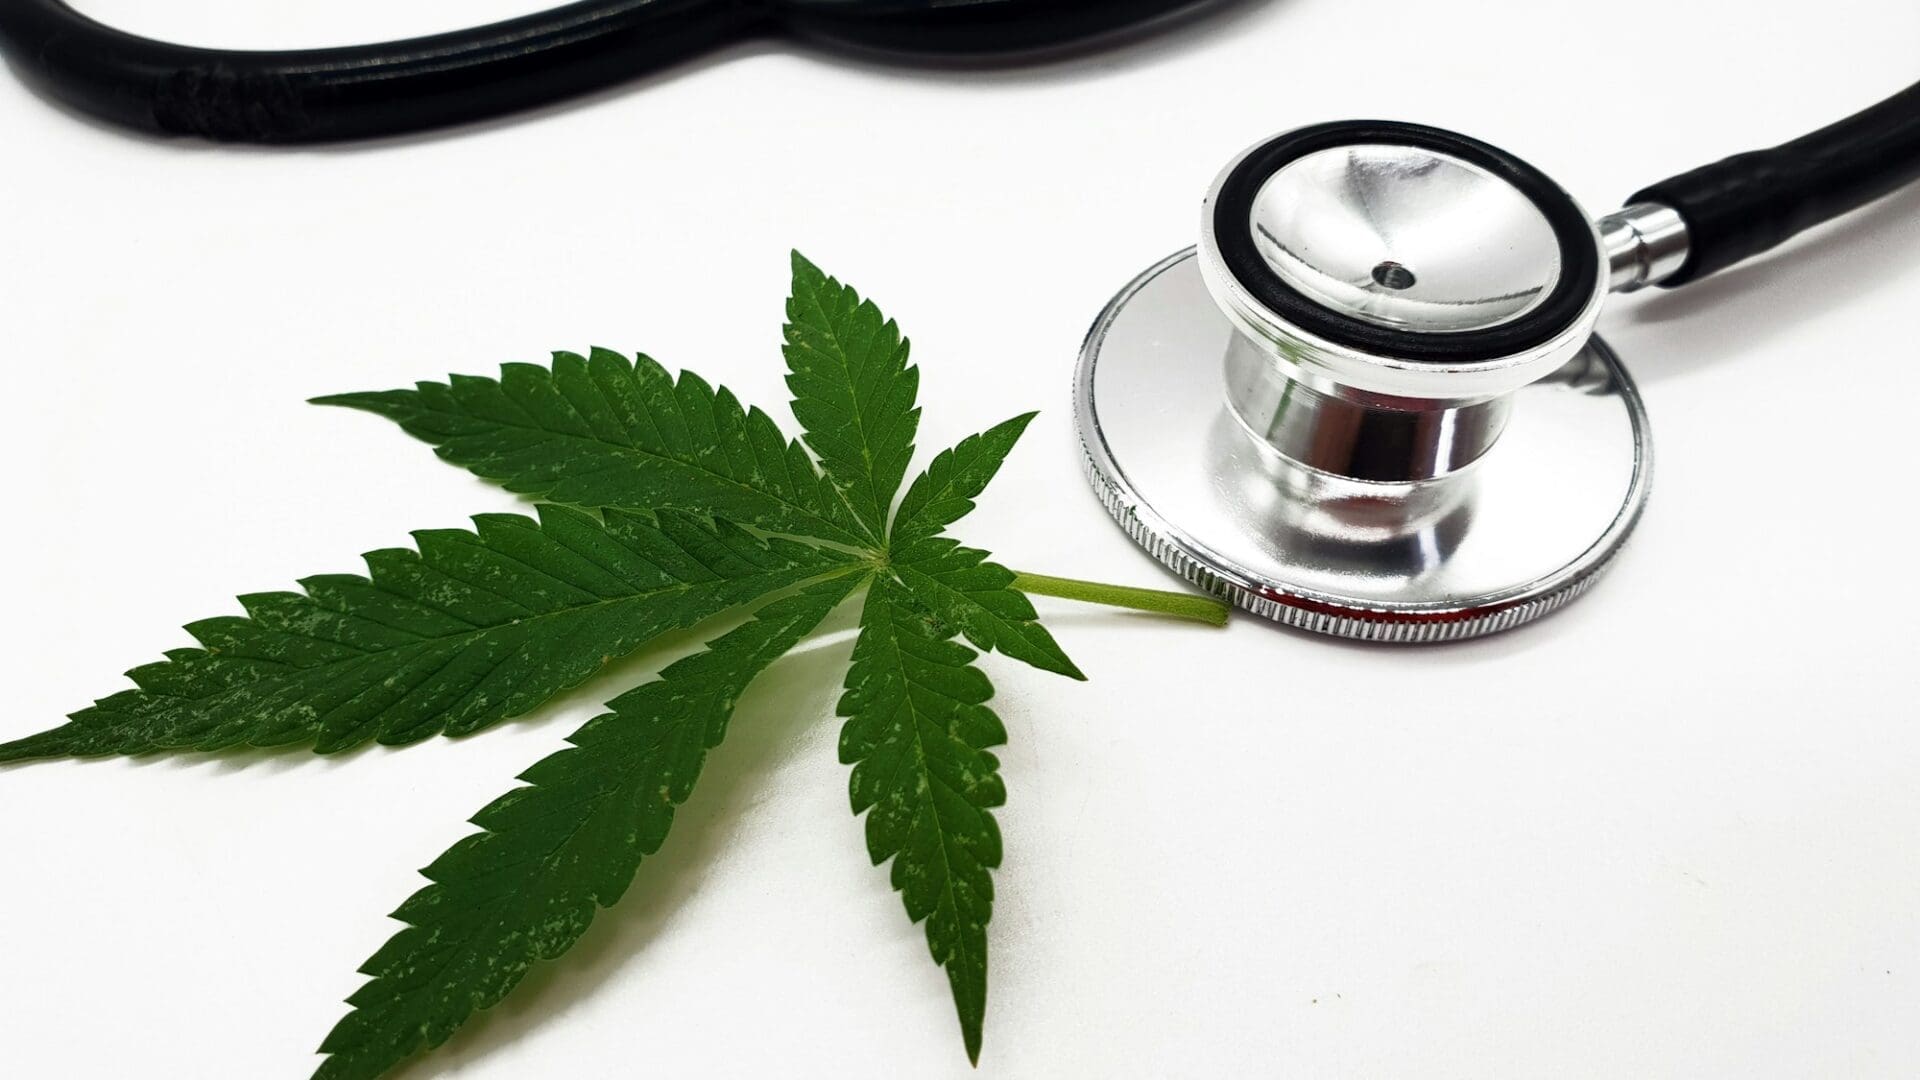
3;1;1918;1077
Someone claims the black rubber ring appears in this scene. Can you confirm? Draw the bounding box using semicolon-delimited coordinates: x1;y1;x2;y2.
1210;121;1600;364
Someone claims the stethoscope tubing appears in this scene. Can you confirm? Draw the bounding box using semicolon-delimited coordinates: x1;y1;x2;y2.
2;0;1915;289
0;0;1208;142
1631;79;1920;285
0;0;755;141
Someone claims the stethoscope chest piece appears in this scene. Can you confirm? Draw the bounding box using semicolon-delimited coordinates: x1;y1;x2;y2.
1076;122;1654;641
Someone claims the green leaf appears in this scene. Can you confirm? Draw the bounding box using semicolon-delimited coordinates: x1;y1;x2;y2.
314;349;868;548
0;507;852;762
891;413;1036;546
3;256;1207;1079
837;578;1006;1064
783;252;920;542
313;572;866;1080
893;537;1085;681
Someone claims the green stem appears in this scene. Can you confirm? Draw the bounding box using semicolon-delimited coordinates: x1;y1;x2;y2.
1009;571;1231;627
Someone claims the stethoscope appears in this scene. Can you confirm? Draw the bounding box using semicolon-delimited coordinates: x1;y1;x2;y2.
5;4;1915;645
0;0;1213;141
1077;81;1920;642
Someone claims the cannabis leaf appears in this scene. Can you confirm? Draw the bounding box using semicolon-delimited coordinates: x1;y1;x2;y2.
837;577;1007;1063
317;573;866;1080
783;252;920;541
0;507;850;761
891;412;1036;546
1;252;1227;1079
313;349;868;547
892;536;1084;680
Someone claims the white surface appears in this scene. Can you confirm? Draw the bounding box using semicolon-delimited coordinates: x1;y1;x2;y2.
2;1;1918;1077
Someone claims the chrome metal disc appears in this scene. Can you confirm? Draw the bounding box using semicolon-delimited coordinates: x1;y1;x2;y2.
1246;144;1566;333
1075;249;1653;643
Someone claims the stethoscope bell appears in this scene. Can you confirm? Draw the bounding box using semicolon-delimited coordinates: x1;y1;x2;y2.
1077;121;1659;641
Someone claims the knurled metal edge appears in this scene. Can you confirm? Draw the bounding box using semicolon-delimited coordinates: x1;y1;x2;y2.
1076;432;1635;642
1085;445;1627;640
1072;250;1651;644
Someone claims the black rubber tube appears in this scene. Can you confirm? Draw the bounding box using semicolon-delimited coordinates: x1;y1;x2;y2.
0;0;1207;143
1629;79;1920;287
0;0;758;141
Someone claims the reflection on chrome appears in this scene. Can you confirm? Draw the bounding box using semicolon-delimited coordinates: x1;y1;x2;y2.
1206;411;1472;581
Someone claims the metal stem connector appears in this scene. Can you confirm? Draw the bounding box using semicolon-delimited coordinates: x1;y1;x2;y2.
1598;203;1690;292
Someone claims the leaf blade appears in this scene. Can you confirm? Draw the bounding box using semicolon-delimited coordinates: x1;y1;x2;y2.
838;578;1006;1063
891;412;1036;546
313;349;868;548
783;253;920;541
0;507;852;762
313;572;866;1080
893;537;1084;681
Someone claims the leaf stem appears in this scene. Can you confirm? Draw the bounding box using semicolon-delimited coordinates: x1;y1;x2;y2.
1009;572;1230;627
